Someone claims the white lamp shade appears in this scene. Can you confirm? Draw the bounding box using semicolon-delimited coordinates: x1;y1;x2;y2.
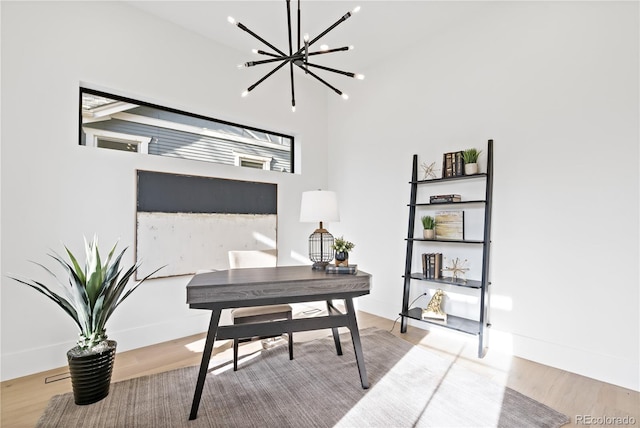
300;190;340;223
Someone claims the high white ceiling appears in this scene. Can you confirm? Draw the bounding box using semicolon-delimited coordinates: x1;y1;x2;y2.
126;1;493;72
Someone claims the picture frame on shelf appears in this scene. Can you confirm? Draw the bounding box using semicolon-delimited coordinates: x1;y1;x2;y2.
435;210;464;240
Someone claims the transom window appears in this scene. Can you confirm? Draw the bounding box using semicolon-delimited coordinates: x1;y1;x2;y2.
80;88;294;173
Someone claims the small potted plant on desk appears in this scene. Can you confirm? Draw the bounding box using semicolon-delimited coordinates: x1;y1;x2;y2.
462;148;482;175
332;236;355;267
421;215;436;239
8;235;162;405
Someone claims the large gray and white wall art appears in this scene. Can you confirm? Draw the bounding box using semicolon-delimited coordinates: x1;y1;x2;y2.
136;171;277;279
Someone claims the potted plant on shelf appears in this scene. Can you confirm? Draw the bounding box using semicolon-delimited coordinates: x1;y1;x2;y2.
8;235;162;405
331;236;355;267
462;148;482;175
421;216;436;239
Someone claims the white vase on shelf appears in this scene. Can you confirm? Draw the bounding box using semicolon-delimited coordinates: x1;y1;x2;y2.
464;163;478;175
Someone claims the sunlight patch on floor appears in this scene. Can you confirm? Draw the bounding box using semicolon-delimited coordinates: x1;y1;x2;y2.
184;338;206;353
211;351;263;375
335;345;509;427
410;325;515;387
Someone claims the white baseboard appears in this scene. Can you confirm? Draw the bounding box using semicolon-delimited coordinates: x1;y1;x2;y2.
6;304;637;393
1;312;215;382
510;332;639;392
359;297;638;392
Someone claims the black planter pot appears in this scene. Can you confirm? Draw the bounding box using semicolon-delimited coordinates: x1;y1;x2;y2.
67;340;117;405
335;251;349;267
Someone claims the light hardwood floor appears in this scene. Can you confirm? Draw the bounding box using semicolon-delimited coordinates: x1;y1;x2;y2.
2;310;638;427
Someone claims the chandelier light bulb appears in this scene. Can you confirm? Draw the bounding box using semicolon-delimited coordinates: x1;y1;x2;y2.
237;63;245;68
291;106;296;112
355;74;365;80
341;93;349;100
252;49;258;54
320;44;329;51
303;33;310;42
352;6;361;14
349;45;355;50
241;90;249;97
227;16;236;25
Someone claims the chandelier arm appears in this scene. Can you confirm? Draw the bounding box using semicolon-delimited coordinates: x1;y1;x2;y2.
294;63;343;96
256;50;281;58
290;62;296;110
247;60;290;93
287;0;296;110
307;46;351;56
304;62;356;78
307;10;355;48
297;0;301;51
304;38;309;72
253;48;348;66
287;0;293;56
290;13;352;57
245;54;303;67
235;22;286;56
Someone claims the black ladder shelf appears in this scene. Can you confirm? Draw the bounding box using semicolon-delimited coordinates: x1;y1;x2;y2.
399;139;494;358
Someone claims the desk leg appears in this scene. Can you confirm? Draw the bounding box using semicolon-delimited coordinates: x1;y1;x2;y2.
189;309;221;420
326;300;343;356
345;298;369;389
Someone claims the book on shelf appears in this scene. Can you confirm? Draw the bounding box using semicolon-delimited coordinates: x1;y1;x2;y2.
429;254;435;278
325;264;358;274
442;152;453;178
421;253;443;279
430;194;461;203
455;151;464;176
435;211;465;240
442;151;464;178
421;253;430;278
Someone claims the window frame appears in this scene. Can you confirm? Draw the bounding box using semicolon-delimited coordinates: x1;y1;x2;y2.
233;152;273;170
79;87;295;173
84;128;151;153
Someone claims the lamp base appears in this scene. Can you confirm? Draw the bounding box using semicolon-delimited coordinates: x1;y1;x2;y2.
311;261;329;270
308;223;335;271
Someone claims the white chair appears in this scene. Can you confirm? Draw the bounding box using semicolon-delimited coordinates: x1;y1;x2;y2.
228;250;293;371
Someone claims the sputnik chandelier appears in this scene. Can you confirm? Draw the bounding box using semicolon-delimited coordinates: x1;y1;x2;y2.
228;0;364;112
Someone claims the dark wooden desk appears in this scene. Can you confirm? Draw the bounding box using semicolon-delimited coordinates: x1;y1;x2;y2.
186;265;372;420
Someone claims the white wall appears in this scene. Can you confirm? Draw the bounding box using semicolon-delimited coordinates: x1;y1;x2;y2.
0;1;329;380
328;1;639;391
2;1;638;393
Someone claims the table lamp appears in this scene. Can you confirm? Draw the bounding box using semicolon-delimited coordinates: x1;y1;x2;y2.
300;190;340;270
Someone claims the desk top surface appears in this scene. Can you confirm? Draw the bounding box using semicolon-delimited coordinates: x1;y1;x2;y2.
186;265;371;307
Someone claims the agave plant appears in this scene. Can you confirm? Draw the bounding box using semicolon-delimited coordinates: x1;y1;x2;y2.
9;236;162;349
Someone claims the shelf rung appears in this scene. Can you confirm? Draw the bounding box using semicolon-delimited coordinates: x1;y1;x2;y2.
406;238;485;244
401;307;481;335
404;273;483;289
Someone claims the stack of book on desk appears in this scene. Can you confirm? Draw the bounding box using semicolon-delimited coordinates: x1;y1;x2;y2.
326;265;358;274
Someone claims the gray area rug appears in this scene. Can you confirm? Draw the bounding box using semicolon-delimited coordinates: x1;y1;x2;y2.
37;328;569;427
